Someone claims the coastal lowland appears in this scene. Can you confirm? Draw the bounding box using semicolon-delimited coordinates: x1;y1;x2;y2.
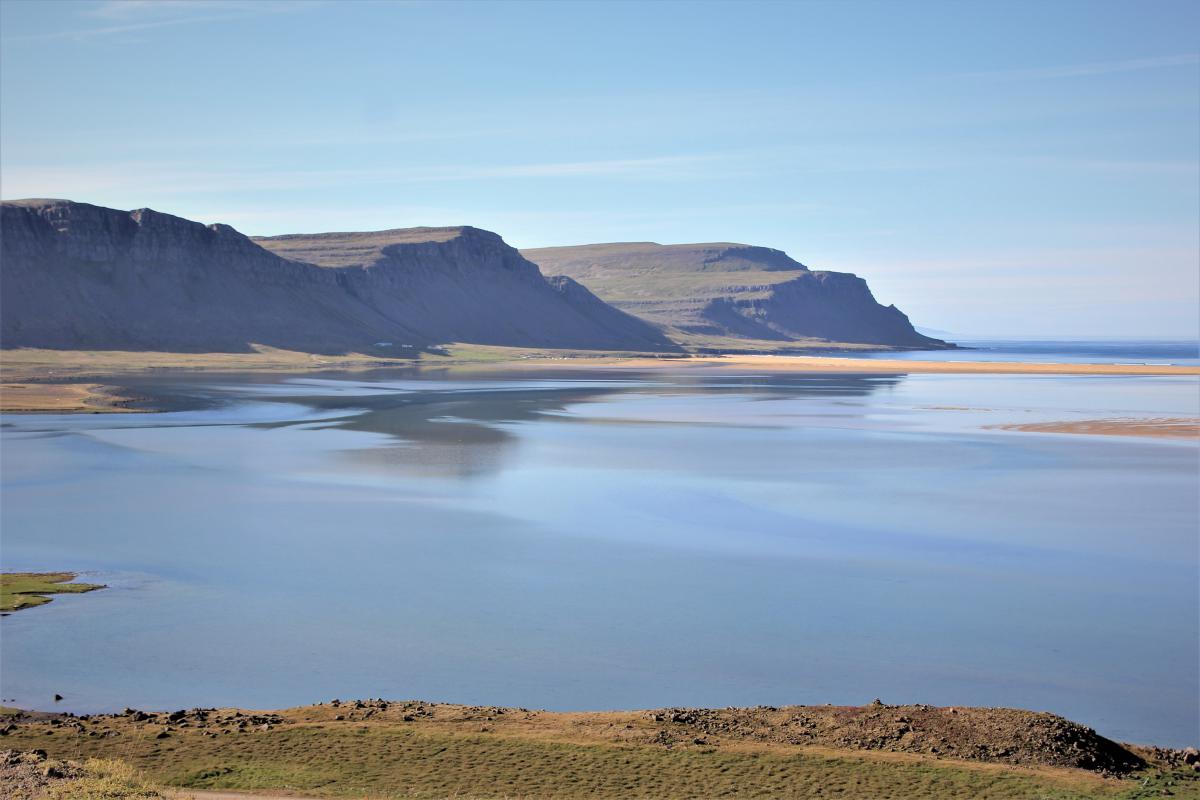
2;700;1198;799
0;573;105;614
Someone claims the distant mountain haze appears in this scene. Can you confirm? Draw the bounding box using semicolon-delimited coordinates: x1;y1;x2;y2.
522;242;948;349
0;199;675;353
0;199;946;353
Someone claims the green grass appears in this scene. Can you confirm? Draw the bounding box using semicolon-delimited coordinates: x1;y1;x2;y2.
0;572;105;612
6;722;1195;800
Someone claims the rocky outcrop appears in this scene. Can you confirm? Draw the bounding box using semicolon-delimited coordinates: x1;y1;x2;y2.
0;200;677;353
523;241;950;349
701;271;938;346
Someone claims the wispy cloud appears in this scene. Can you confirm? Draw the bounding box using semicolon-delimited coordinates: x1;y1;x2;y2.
967;53;1200;81
0;153;741;199
86;0;234;18
5;0;312;42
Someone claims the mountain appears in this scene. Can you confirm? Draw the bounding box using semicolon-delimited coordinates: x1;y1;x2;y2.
521;242;950;349
0;199;677;353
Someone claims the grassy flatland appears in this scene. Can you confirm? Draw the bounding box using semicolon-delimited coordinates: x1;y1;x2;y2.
253;227;472;268
1;702;1195;799
0;572;105;613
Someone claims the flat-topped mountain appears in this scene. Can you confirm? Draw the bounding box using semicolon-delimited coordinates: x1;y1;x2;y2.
522;241;948;349
0;200;676;353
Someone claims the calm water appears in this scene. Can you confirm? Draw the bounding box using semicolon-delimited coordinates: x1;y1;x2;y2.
854;338;1200;366
1;369;1197;746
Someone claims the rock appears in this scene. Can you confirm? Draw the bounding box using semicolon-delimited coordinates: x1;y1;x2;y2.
523;241;951;349
52;695;62;702
1;200;679;354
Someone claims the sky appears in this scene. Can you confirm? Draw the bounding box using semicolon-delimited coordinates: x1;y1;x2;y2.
1;0;1198;338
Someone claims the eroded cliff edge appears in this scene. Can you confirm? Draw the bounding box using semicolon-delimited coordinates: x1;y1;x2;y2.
523;241;949;349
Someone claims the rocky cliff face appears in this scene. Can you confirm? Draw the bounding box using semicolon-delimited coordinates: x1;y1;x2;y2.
0;200;677;353
702;271;938;346
522;241;949;349
253;228;672;351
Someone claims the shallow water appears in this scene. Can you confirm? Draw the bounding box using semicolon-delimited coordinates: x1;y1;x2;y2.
2;370;1197;746
851;338;1200;366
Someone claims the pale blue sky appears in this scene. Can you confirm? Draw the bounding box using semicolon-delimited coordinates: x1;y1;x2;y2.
2;0;1197;337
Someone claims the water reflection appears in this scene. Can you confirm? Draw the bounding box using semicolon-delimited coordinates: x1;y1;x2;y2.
237;372;907;478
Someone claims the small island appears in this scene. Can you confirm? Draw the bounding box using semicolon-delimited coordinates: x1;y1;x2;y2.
0;572;105;614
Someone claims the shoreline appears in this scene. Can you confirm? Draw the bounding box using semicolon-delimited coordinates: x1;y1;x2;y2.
593;353;1200;376
2;346;1197;415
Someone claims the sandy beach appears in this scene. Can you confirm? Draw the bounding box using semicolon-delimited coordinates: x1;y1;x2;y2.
601;353;1200;376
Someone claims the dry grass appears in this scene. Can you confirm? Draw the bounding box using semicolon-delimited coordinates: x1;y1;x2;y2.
43;759;167;800
0;382;139;413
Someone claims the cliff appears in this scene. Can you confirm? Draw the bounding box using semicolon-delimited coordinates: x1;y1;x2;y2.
252;228;673;351
522;241;949;349
0;200;677;353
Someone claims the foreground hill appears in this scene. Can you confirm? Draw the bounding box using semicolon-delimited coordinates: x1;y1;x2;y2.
522;241;949;349
2;700;1194;799
0;200;676;354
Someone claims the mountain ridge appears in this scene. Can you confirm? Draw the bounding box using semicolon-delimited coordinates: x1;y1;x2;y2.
522;241;948;349
0;199;948;354
0;199;676;354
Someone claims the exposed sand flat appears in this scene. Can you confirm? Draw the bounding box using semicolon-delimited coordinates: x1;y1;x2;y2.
988;417;1200;439
598;353;1200;376
0;382;139;413
1;347;1197;414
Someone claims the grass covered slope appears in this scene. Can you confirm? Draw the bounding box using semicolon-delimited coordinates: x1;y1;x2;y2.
522;241;950;350
1;701;1195;799
0;573;105;613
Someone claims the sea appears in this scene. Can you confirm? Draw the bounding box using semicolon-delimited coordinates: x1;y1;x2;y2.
1;340;1197;746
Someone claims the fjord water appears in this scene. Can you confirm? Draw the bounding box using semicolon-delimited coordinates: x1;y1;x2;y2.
856;338;1200;366
1;370;1197;746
